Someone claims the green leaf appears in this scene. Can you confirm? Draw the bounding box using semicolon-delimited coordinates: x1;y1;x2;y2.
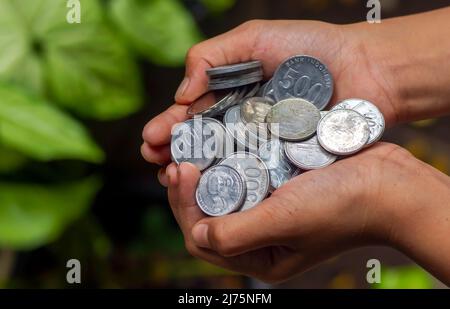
201;0;235;13
0;0;142;120
0;177;101;250
0;83;104;163
0;0;102;95
0;145;26;173
45;25;143;119
110;0;203;66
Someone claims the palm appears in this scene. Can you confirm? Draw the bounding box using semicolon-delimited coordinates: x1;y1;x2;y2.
184;143;407;282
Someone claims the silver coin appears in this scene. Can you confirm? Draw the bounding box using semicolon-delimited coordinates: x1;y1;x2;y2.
284;135;337;170
203;117;235;160
257;80;268;96
258;140;300;190
208;73;263;90
236;84;250;101
171;118;222;171
317;109;370;155
257;79;276;103
206;60;262;77
220;152;270;211
187;89;240;117
331;98;385;145
195;165;247;216
208;69;263;84
243;83;261;99
273;55;333;110
320;111;328;118
241;97;273;124
266;98;320;141
223;105;268;153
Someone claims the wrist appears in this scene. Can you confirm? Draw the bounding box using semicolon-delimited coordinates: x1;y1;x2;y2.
392;169;450;283
348;9;450;125
371;151;450;253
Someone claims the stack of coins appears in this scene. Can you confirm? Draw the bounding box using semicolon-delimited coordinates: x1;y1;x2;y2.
206;61;263;90
171;55;385;217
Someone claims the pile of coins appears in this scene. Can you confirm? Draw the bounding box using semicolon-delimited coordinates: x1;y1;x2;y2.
171;55;385;217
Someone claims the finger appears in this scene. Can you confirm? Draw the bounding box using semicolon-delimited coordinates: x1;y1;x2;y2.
142;104;189;147
157;167;169;187
166;162;285;278
165;162;240;267
191;195;292;257
141;143;171;165
167;162;204;234
175;21;265;104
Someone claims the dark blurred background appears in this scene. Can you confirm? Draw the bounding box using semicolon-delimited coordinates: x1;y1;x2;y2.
0;0;449;289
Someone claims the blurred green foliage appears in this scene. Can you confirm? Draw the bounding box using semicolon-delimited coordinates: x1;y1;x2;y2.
131;207;185;255
201;0;236;14
0;84;103;162
0;177;100;249
374;265;435;289
0;146;26;173
110;0;203;66
0;0;235;252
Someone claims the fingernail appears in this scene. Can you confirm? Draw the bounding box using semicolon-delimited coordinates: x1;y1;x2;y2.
175;77;190;100
192;224;210;248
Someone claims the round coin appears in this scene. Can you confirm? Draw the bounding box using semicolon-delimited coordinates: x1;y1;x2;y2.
258;140;300;190
203;117;235;160
317;109;370;155
195;165;247;216
273;55;333;110
224;105;268;153
284;135;337;170
171;118;222;171
257;79;276;103
241;97;273;124
266;98;321;141
257;80;268;96
243;83;261;99
187;89;240;117
331;98;385;145
220;152;270;211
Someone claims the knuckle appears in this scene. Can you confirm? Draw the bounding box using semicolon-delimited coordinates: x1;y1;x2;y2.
260;198;293;224
209;224;234;256
239;19;265;32
185;44;203;63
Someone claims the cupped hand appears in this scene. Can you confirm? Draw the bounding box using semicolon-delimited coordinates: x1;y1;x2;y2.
164;142;442;283
141;20;400;170
140;15;450;286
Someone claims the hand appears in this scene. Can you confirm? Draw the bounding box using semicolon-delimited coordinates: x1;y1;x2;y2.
141;18;450;284
141;19;401;169
164;142;450;283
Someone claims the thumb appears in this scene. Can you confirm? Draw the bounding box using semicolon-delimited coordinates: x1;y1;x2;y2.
191;195;293;257
175;20;265;104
